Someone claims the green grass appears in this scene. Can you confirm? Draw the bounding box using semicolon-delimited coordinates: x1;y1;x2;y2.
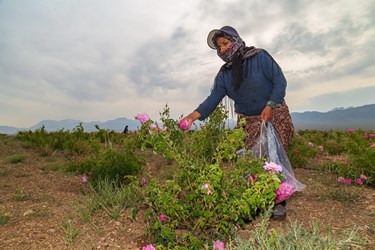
61;219;81;246
78;178;144;222
231;213;367;249
8;153;26;163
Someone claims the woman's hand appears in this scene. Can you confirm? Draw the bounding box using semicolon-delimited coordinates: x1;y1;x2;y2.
261;106;273;123
181;111;201;130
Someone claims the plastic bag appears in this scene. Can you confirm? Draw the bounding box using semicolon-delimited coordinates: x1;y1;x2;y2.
251;121;306;192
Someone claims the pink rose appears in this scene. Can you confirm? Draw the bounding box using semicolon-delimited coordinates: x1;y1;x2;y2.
214;240;225;250
275;182;294;204
337;177;345;183
159;213;166;222
356;178;363;185
142;244;156;250
263;162;283;173
345;178;352;185
178;120;189;130
135;113;150;123
82;175;88;184
248;174;258;182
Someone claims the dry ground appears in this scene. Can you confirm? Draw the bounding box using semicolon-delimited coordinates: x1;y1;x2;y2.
0;137;374;249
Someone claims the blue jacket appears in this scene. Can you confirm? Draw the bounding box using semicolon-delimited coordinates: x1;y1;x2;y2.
195;49;287;119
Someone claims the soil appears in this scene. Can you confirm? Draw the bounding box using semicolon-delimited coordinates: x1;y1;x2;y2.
0;137;374;249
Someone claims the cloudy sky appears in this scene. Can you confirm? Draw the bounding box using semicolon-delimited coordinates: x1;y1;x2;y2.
1;0;374;128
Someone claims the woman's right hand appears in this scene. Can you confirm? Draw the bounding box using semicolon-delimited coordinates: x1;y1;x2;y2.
181;111;201;130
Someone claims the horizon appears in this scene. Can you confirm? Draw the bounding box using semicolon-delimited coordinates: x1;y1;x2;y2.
1;103;374;129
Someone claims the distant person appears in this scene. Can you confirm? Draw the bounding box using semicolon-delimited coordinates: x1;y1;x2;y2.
180;26;295;220
123;125;129;134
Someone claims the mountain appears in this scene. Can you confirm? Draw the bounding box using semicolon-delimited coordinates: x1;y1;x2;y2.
1;118;141;135
291;104;375;130
0;126;28;135
1;104;374;135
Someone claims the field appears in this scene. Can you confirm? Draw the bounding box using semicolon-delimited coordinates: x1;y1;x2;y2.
0;117;374;249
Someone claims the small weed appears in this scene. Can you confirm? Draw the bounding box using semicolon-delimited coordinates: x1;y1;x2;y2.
40;163;64;173
0;214;10;225
9;153;26;164
14;172;31;178
33;209;50;218
0;168;13;177
61;219;81;246
328;189;359;203
11;189;32;201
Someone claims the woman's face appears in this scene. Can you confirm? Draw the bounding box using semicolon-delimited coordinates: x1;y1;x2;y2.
216;37;233;55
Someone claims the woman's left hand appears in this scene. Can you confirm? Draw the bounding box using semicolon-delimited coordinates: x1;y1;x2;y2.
261;106;273;123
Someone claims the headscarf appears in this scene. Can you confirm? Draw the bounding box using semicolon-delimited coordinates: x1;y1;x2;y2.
211;30;246;91
214;33;245;63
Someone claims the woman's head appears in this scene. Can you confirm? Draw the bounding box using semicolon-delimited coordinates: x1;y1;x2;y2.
207;26;240;49
207;26;245;62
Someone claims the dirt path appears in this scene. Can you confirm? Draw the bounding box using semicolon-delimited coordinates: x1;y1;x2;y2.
0;139;374;249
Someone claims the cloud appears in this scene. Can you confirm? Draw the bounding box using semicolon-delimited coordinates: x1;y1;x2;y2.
0;0;374;127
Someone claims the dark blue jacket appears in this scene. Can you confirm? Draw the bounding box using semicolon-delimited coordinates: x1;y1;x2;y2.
195;49;287;119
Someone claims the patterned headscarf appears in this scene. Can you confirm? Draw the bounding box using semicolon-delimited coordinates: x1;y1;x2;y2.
212;31;245;63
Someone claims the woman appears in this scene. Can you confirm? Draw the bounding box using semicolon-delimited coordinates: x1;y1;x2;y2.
181;26;294;153
181;26;295;219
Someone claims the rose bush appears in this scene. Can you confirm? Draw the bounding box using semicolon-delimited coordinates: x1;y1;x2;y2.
136;105;283;249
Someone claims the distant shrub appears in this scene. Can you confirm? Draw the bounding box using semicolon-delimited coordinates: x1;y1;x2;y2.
67;147;145;189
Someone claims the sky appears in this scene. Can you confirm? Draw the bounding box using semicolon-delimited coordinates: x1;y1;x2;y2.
1;0;374;128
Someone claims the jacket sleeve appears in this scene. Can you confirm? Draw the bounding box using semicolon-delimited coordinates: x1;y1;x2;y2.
195;72;227;120
259;50;287;104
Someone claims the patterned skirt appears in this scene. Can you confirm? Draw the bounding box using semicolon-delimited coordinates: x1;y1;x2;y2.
237;103;295;153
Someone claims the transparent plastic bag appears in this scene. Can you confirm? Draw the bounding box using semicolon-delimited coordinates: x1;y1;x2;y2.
251;121;306;192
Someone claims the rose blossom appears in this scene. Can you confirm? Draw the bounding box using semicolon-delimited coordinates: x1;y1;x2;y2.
178;120;189;130
337;177;345;183
214;240;225;250
356;178;363;185
159;213;166;222
360;174;367;180
142;244;156;250
275;182;294;204
82;175;88;184
135;113;150;123
345;178;352;185
263;162;283;173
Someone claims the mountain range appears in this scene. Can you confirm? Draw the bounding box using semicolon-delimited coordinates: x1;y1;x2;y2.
1;104;374;134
